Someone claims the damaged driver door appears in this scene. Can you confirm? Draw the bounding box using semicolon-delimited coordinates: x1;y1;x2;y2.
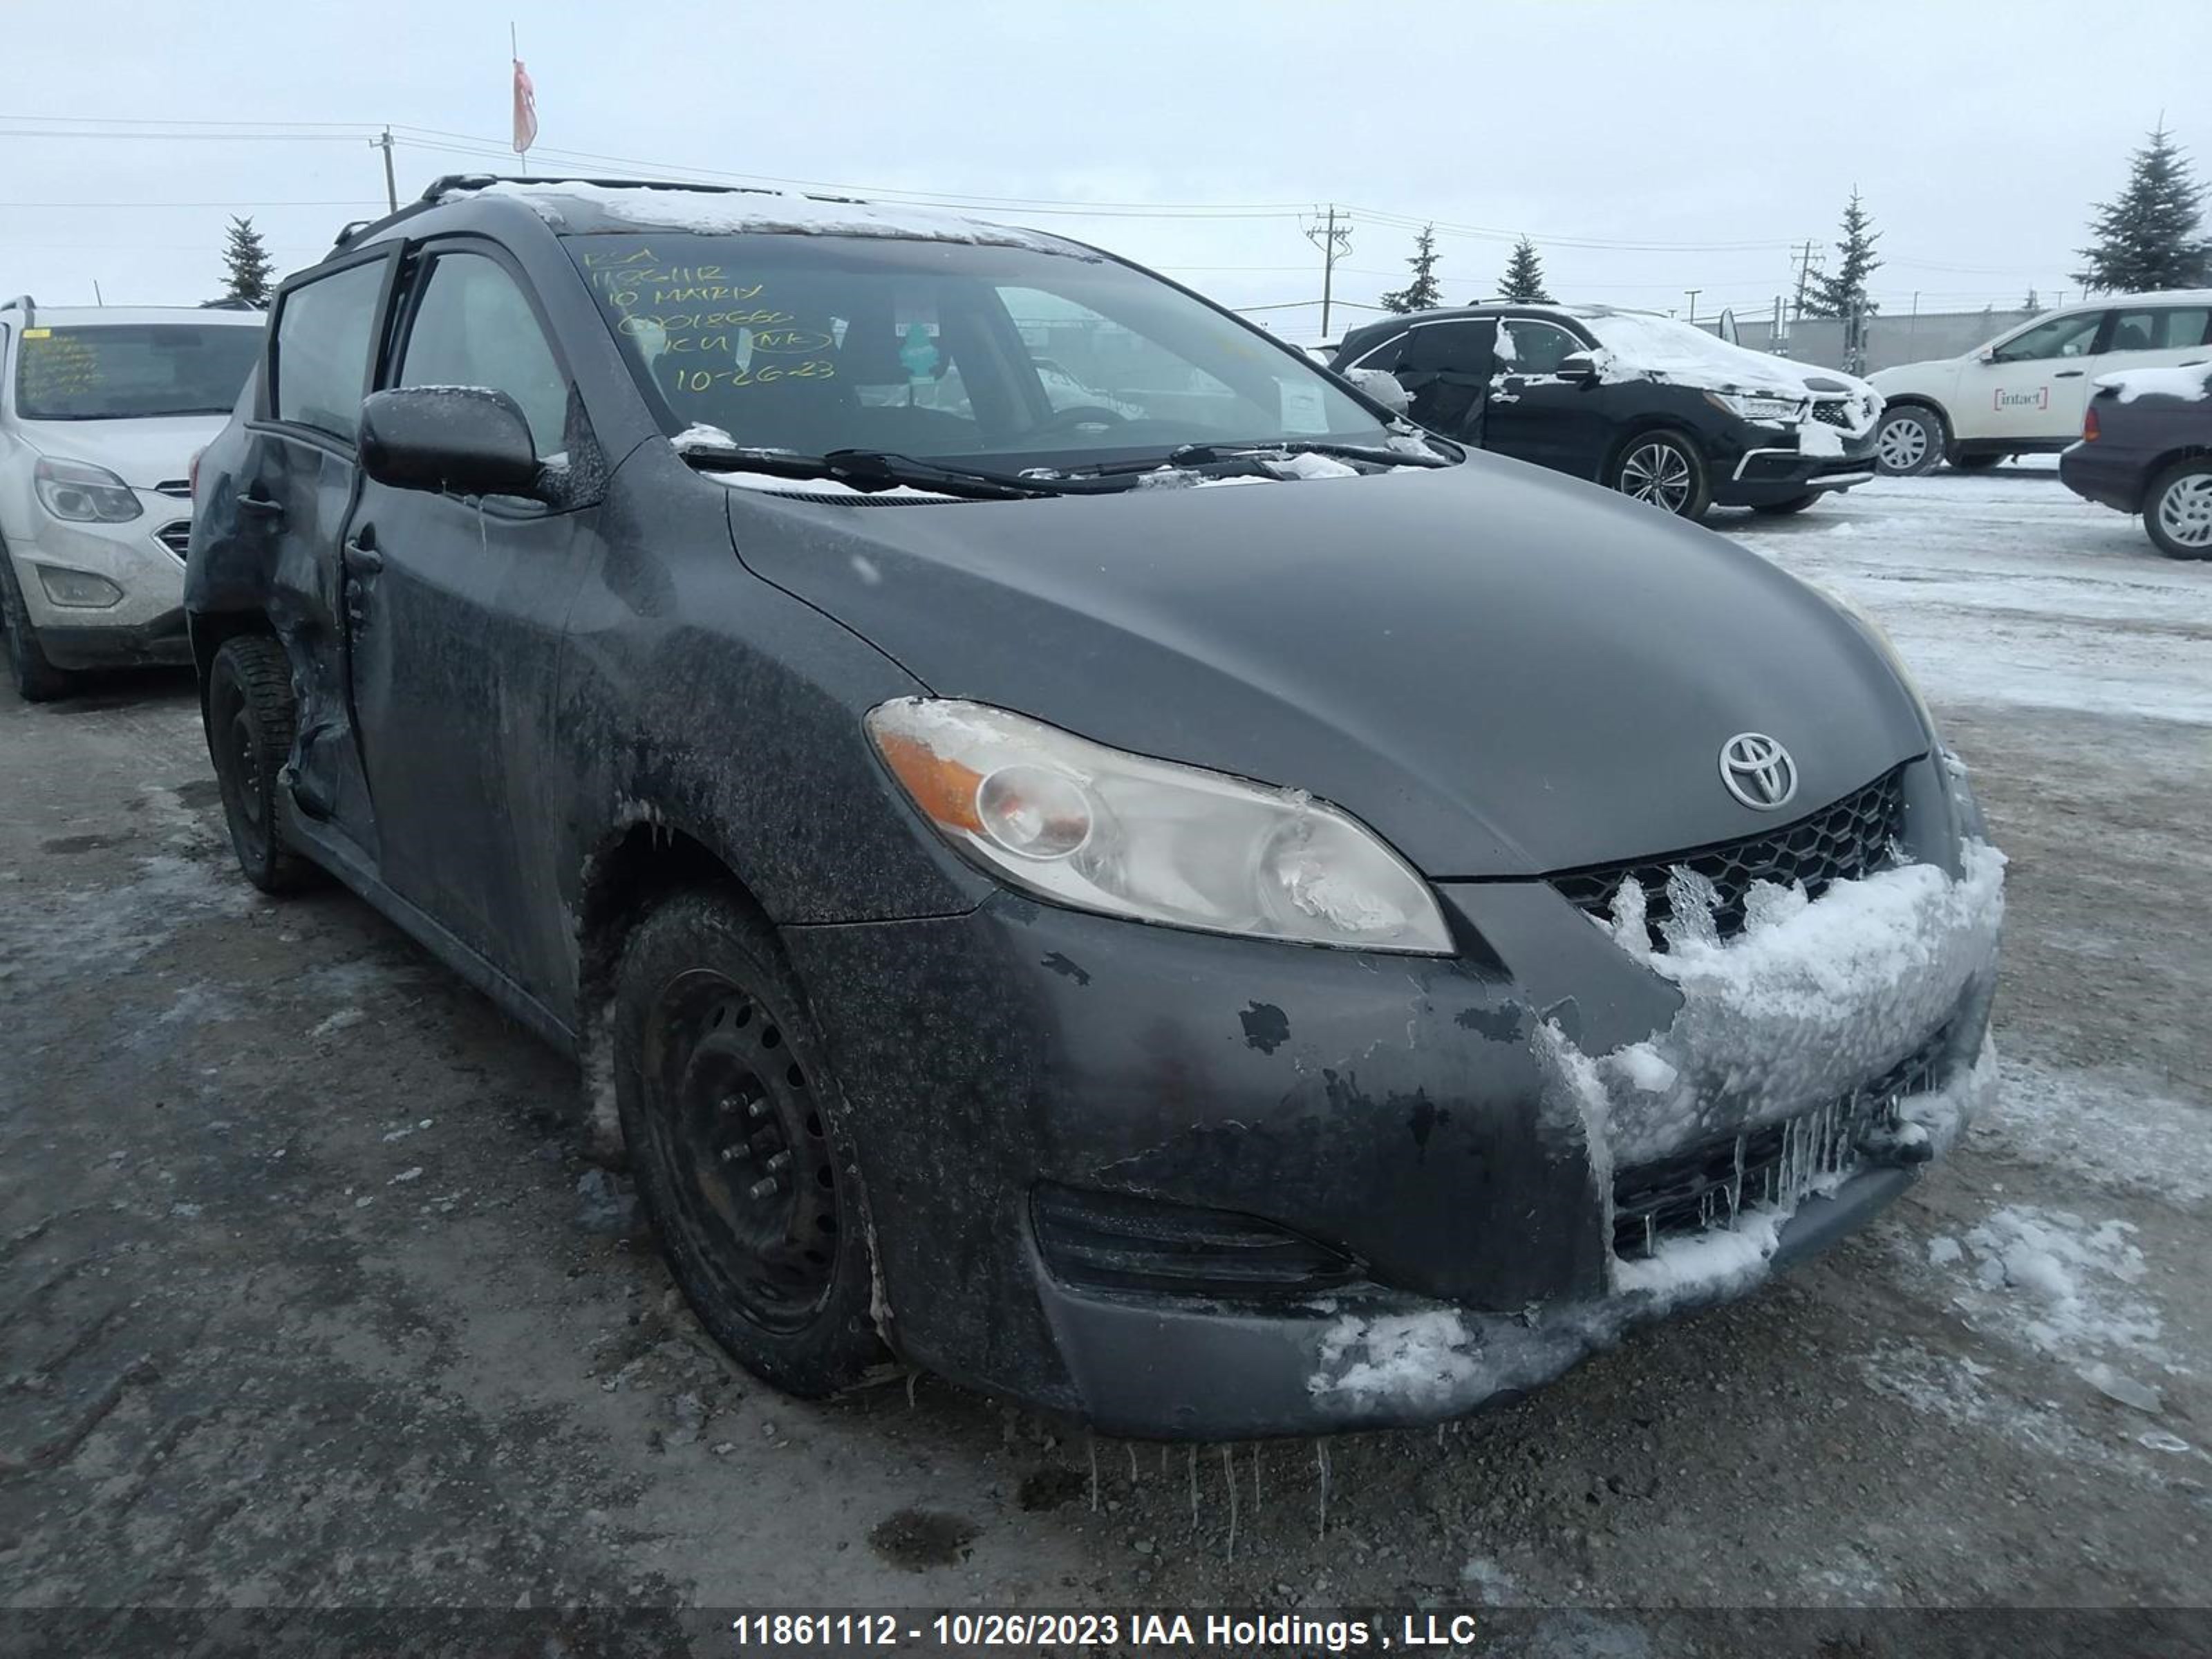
341;241;602;1001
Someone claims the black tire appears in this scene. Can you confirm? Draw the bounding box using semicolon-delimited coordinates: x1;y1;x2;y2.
1874;404;1945;476
1950;452;2003;471
615;889;885;1398
2145;457;2212;561
1750;493;1821;516
1611;429;1712;522
206;635;320;893
0;546;74;703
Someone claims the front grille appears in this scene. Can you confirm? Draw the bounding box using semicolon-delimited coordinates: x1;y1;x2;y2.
154;521;191;561
1033;1183;1360;1302
1551;765;1908;952
153;479;192;499
1613;1025;1951;1258
1812;398;1854;429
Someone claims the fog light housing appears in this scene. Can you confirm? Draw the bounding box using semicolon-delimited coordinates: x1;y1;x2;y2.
35;565;124;608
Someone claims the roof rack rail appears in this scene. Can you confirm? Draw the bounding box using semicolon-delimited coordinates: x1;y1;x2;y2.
422;172;778;202
2;294;32;322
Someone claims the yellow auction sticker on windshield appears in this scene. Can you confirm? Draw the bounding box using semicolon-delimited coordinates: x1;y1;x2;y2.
21;327;50;339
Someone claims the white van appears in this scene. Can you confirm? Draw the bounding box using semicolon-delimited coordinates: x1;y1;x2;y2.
1868;292;2212;474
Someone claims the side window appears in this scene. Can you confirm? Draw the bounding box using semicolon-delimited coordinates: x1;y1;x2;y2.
1344;331;1408;374
1989;312;2106;364
397;252;570;456
2106;306;2211;352
1497;319;1583;375
272;261;387;441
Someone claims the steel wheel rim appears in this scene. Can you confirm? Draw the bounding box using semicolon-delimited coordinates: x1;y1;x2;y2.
2158;474;2212;547
644;967;839;1333
227;704;265;831
1621;441;1693;512
1878;416;1929;470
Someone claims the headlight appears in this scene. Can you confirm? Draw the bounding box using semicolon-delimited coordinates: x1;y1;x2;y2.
35;565;124;608
867;698;1454;955
1703;390;1807;425
34;458;142;523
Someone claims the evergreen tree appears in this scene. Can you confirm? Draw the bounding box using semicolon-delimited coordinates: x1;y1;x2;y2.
2074;123;2210;293
1494;236;1553;303
1803;189;1882;318
1378;225;1443;313
220;216;274;308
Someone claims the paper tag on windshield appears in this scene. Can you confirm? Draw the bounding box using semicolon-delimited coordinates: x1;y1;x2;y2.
1280;382;1328;435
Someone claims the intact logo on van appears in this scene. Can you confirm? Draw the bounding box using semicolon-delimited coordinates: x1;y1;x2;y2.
1994;386;2050;411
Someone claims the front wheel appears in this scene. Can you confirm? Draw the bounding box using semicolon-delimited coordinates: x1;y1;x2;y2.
1874;406;1945;476
0;548;74;702
206;636;321;893
615;890;886;1398
1750;493;1820;516
2146;458;2212;560
1611;431;1712;521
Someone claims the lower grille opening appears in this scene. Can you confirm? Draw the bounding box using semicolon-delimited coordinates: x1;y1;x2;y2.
1033;1183;1360;1301
1612;1025;1952;1259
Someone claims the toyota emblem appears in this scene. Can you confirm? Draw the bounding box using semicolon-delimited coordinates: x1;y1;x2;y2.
1719;733;1798;811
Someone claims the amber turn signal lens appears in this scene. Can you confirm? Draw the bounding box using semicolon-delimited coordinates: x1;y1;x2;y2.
874;731;985;832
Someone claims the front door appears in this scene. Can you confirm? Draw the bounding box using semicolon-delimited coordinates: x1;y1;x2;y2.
1483;316;1611;478
1962;309;2108;444
342;241;599;999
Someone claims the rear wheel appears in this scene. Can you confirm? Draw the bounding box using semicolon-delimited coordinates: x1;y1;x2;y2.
1874;405;1945;476
0;547;73;702
207;635;320;893
1611;430;1712;521
2146;458;2212;560
1750;493;1820;516
615;890;885;1398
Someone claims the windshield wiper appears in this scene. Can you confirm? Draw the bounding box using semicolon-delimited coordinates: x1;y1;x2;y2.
677;444;1073;501
1172;437;1454;469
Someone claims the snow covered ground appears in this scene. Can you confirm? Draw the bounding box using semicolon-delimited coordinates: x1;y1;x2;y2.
1725;460;2212;725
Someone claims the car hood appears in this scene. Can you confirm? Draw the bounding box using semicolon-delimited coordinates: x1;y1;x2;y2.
727;458;1932;879
11;415;230;489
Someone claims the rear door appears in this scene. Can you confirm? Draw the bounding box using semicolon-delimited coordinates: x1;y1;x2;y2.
341;238;600;998
1960;308;2108;443
236;247;401;854
1392;319;1497;444
1483;315;1611;478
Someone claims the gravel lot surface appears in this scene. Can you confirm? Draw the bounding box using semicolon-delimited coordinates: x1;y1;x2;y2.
3;464;2207;1652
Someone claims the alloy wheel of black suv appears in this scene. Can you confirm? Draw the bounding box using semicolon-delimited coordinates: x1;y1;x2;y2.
1613;430;1713;521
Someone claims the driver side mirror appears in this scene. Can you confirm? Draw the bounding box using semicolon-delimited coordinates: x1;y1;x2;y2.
359;386;542;498
1552;353;1601;385
1975;346;1996;364
1345;366;1411;415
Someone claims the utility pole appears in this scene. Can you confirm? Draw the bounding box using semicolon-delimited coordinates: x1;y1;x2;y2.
1304;205;1352;340
371;126;398;214
1790;238;1819;321
1684;289;1701;324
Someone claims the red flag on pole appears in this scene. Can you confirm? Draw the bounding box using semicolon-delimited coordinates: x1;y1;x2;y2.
512;58;538;156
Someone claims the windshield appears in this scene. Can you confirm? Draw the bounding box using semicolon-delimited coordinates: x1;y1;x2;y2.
12;324;263;421
561;232;1390;467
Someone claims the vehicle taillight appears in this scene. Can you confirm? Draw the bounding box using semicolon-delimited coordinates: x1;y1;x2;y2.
2083;406;2101;442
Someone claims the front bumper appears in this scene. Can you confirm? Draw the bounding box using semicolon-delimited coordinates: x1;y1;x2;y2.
1718;440;1879;507
784;757;2000;1438
5;489;192;664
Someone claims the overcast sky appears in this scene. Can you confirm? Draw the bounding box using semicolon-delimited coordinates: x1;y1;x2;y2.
5;0;2206;339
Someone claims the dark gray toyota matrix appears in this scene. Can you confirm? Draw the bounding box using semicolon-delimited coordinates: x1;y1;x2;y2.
187;176;2004;1438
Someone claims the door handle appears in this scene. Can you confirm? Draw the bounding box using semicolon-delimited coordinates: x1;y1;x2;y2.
2054;370;2084;378
342;536;384;575
235;493;283;519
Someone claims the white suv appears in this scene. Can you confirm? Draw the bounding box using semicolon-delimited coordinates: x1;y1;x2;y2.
1868;291;2212;475
0;299;265;700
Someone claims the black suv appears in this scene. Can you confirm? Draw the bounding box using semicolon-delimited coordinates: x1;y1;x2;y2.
1332;304;1882;521
185;176;1998;1439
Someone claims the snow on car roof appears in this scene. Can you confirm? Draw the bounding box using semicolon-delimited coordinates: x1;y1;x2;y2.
462;180;1094;256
